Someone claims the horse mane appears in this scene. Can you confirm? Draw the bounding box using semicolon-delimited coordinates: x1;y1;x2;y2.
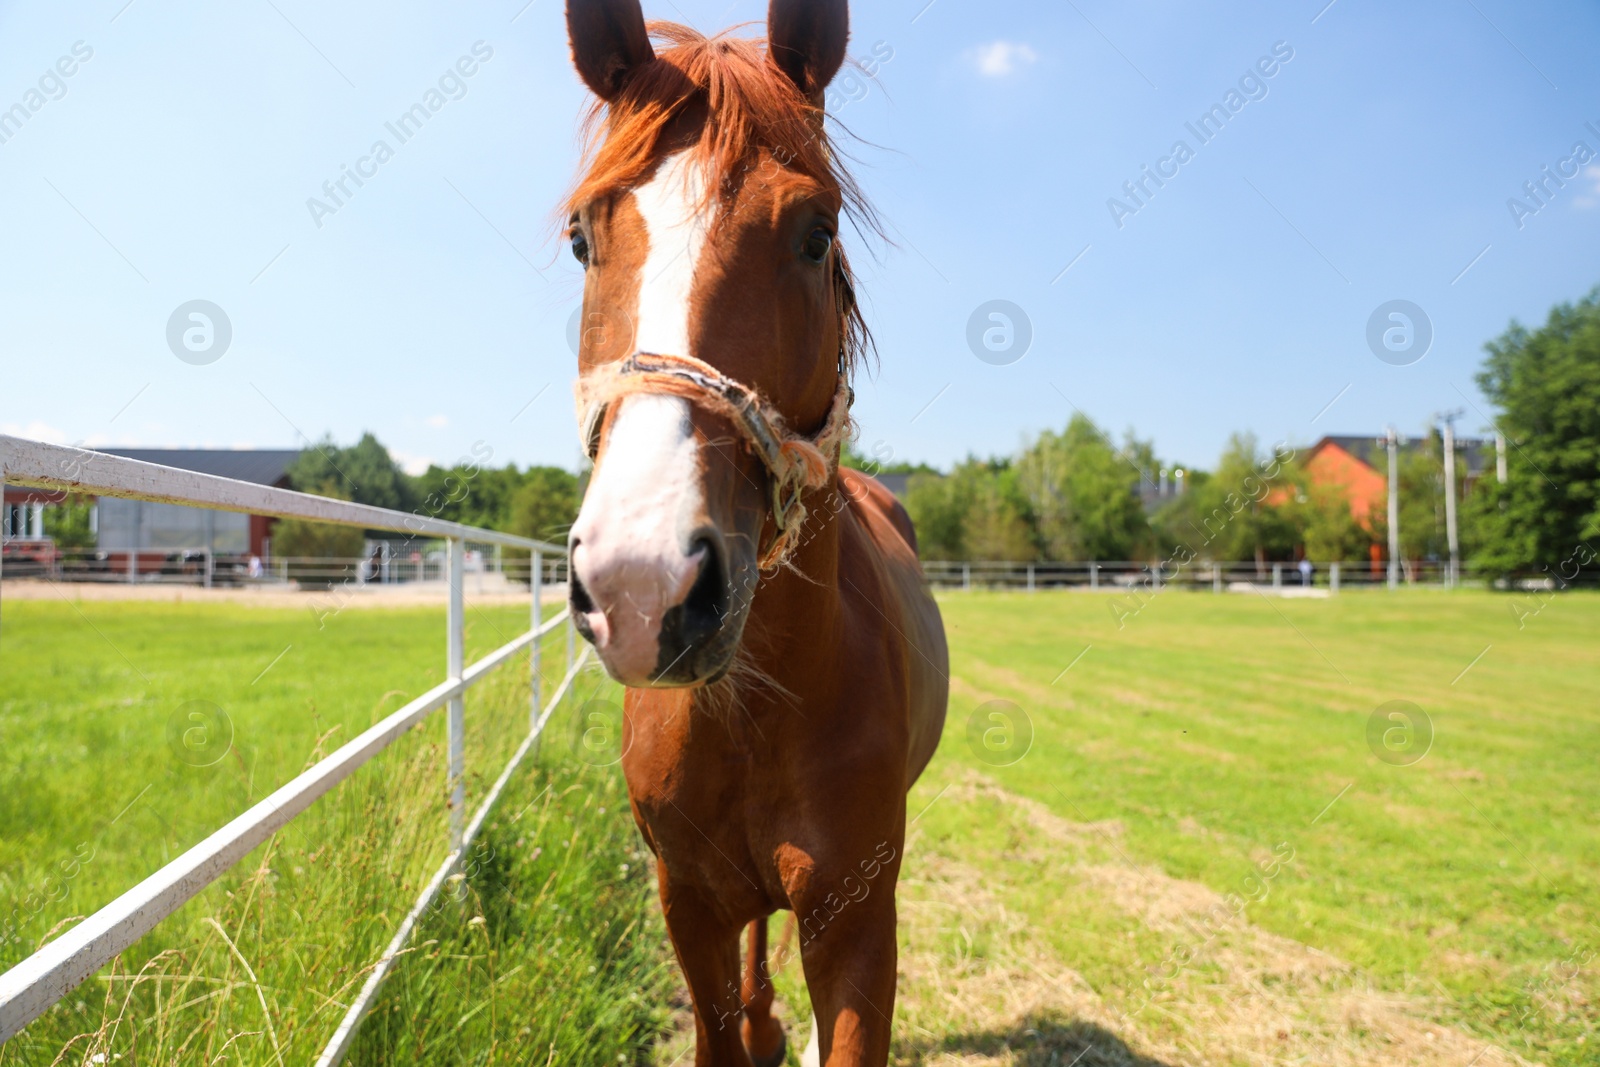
564;21;876;374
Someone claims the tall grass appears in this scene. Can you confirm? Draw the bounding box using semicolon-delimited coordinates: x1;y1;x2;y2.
0;601;672;1065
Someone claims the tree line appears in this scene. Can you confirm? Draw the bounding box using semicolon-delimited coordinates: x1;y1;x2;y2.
272;434;578;566
270;285;1598;582
865;286;1600;578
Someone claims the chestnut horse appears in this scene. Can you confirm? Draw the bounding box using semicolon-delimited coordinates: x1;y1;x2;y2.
561;1;948;1064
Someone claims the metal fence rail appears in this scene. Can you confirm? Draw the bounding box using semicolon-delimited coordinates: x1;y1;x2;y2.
921;559;1600;592
0;545;573;589
0;435;585;1056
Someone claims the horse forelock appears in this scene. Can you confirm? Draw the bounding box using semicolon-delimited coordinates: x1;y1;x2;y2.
563;20;875;374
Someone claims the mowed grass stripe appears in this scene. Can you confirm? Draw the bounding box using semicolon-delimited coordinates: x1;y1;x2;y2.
926;588;1599;1063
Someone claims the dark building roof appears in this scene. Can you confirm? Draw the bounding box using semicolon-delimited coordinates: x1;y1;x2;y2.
873;472;910;500
97;448;300;487
1313;434;1492;477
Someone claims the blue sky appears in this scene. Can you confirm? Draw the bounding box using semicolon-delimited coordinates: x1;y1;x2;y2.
1;0;1596;475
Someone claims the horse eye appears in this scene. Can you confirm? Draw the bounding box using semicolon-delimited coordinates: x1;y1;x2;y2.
802;227;833;264
571;230;590;267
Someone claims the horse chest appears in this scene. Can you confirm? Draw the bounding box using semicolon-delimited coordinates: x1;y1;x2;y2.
620;708;787;889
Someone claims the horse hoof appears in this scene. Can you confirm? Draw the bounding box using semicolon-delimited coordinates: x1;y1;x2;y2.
749;1030;787;1067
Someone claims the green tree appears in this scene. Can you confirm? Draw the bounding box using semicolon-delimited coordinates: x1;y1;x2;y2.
288;433;415;513
903;458;1035;561
501;467;581;583
42;495;97;550
509;468;580;544
1467;287;1600;577
414;459;523;529
961;462;1035;561
1290;479;1372;563
903;469;966;559
840;441;938;478
1159;433;1297;567
270;481;366;588
1014;414;1150;560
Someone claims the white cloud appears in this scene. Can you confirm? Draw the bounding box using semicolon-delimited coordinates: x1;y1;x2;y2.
390;449;435;476
970;40;1037;78
1575;165;1600;210
425;414;449;429
1;420;69;444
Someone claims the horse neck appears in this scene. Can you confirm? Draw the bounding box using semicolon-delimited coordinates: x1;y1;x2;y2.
744;474;848;662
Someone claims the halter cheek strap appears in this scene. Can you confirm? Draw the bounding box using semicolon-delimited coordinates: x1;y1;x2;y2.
574;351;854;570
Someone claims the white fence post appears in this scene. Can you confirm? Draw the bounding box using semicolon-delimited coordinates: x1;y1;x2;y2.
531;550;543;731
1331;562;1341;594
962;563;970;591
1026;564;1034;593
447;537;466;852
1272;563;1282;589
1090;562;1099;590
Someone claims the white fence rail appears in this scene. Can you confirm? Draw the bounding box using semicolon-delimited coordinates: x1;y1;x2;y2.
920;559;1529;592
0;435;586;1061
0;545;572;589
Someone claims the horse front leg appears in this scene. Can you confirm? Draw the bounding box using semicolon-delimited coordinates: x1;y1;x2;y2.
794;888;898;1067
742;916;788;1067
659;883;753;1067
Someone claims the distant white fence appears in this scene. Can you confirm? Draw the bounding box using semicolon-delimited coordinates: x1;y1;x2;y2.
918;558;1588;592
0;435;588;1063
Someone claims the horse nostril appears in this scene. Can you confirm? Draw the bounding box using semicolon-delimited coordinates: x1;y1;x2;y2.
569;541;598;643
682;536;728;632
655;536;729;682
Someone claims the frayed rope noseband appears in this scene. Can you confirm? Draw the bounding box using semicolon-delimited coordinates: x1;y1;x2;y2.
575;351;854;570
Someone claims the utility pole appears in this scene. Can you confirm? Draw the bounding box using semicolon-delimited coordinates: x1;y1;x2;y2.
1496;432;1508;483
1384;427;1401;590
1438;410;1463;589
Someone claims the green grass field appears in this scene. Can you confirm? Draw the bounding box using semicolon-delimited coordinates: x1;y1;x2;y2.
0;595;673;1066
2;587;1596;1065
885;586;1600;1067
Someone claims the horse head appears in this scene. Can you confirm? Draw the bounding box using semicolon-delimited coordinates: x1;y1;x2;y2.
563;0;863;688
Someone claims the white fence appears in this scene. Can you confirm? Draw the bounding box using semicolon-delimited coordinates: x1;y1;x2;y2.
0;435;588;1062
0;544;571;588
923;559;1488;592
921;559;1593;591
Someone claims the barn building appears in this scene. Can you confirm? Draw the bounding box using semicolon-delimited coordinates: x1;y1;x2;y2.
91;449;300;560
2;448;299;565
1302;434;1495;527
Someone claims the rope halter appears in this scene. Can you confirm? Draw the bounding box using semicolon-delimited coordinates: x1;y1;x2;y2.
575;350;854;571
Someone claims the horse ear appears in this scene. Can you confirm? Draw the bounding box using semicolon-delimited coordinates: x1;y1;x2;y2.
767;0;849;101
567;0;655;101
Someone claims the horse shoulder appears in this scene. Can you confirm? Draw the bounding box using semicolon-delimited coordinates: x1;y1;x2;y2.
836;469;950;788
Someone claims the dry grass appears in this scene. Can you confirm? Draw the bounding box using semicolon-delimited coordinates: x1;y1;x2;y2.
681;772;1549;1067
888;773;1538;1067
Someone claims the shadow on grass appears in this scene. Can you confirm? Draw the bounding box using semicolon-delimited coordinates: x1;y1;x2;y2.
897;1012;1174;1067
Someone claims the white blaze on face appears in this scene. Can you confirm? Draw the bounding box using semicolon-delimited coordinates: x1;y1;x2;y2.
632;151;710;356
570;153;715;681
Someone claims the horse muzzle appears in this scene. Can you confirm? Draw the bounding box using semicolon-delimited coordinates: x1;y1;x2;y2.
569;522;745;687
